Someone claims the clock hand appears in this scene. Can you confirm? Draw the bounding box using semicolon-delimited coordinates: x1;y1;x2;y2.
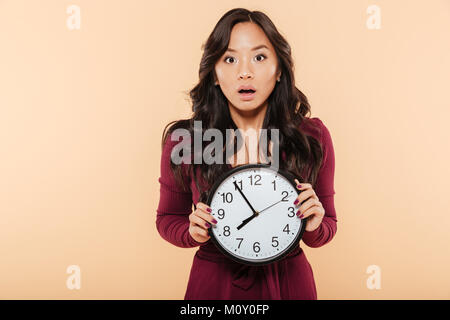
236;214;256;230
258;199;283;214
237;196;290;230
233;181;258;215
233;180;260;231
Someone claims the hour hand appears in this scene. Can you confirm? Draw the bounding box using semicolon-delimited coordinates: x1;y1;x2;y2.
237;213;257;230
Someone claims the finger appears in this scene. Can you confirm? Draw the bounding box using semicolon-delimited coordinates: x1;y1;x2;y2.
190;213;214;229
293;188;316;207
297;204;321;219
296;198;319;217
196;202;213;214
191;225;210;238
194;207;218;225
294;179;311;191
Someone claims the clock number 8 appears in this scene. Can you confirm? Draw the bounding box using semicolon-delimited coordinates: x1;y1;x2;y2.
223;226;230;237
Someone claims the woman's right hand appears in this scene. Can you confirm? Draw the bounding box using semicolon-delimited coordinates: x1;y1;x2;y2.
188;202;218;243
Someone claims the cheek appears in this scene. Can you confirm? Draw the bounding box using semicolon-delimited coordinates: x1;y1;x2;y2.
215;68;230;86
257;65;278;93
215;67;224;80
254;63;277;86
215;68;236;97
263;64;278;78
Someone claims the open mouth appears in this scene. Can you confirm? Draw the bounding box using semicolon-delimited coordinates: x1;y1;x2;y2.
238;89;256;94
237;86;256;100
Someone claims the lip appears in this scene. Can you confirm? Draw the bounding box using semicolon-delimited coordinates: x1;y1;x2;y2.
237;85;256;101
237;85;256;92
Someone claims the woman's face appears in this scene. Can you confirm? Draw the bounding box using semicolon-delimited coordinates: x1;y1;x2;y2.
214;22;281;114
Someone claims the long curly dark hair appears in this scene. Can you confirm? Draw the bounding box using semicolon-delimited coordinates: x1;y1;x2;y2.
161;8;323;202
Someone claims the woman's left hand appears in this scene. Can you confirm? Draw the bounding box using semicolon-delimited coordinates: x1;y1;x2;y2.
293;178;325;232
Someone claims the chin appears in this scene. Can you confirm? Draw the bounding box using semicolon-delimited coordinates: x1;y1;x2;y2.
239;101;265;111
234;105;258;112
227;95;267;113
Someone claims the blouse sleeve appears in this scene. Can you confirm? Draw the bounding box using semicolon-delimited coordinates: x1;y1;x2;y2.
301;118;338;248
155;133;205;248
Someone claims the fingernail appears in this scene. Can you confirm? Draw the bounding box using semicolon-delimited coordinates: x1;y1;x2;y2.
205;222;211;228
212;219;217;224
297;184;302;189
293;199;299;205
299;214;304;219
206;208;212;213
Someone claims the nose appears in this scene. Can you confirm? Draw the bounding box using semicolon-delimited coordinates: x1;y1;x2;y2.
239;72;253;80
238;60;253;80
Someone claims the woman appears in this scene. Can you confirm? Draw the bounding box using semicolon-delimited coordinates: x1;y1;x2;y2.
156;8;337;300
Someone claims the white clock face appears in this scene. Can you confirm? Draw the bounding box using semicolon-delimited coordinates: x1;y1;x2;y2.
208;165;305;265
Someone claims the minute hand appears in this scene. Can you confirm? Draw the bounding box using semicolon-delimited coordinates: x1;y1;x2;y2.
233;181;258;215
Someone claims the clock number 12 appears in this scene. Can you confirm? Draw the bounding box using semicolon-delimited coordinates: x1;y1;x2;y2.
248;175;261;186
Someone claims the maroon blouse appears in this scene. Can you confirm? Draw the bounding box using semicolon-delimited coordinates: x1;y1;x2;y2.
156;117;337;300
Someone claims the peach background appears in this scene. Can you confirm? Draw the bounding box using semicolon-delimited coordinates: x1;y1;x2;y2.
1;0;449;299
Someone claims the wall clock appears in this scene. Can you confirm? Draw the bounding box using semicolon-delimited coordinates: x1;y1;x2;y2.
206;163;306;266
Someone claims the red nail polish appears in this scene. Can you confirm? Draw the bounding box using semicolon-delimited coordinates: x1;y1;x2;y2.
297;184;302;189
294;199;299;205
205;222;211;228
299;214;304;219
206;208;212;213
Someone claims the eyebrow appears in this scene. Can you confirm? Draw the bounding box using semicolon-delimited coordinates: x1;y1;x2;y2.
226;44;269;52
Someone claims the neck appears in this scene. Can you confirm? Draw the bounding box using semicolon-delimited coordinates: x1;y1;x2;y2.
228;101;268;132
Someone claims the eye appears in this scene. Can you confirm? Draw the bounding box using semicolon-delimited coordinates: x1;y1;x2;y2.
224;56;236;64
255;54;267;62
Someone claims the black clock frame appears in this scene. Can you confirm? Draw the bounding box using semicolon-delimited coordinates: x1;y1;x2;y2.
206;163;306;266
